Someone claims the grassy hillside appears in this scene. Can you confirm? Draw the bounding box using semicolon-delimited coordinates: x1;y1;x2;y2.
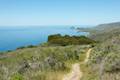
89;22;120;41
81;22;120;80
77;22;120;41
0;45;90;80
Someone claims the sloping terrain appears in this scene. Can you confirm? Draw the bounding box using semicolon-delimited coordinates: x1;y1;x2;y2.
63;48;92;80
82;22;120;80
63;63;81;80
89;22;120;41
0;45;90;80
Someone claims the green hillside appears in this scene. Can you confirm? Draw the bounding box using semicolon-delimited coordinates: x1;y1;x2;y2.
81;22;120;80
89;22;120;41
78;22;120;41
0;44;91;80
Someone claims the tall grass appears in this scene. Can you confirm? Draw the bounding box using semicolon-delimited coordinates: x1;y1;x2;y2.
0;45;90;80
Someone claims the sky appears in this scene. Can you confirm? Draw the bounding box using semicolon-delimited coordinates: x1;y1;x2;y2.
0;0;120;26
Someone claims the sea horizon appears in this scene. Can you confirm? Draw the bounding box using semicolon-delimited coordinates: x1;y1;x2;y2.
0;26;89;51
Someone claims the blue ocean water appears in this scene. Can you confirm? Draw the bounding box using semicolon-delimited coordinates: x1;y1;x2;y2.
0;26;89;51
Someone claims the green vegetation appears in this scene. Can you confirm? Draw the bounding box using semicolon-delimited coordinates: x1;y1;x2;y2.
48;34;95;46
17;45;37;50
10;73;24;80
0;45;90;80
1;22;120;80
80;22;120;80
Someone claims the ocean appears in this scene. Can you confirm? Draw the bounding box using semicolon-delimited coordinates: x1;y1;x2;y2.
0;26;89;51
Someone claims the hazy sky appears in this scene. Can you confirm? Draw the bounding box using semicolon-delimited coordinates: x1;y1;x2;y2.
0;0;120;26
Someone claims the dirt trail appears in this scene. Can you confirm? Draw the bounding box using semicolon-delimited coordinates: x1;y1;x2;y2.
84;49;92;63
63;63;82;80
62;48;92;80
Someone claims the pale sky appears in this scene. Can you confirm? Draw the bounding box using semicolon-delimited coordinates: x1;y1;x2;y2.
0;0;120;26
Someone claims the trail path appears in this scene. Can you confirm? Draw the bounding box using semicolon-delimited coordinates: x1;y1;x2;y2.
62;48;92;80
84;49;92;63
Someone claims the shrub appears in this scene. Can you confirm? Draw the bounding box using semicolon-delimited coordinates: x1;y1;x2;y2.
26;45;37;48
10;73;24;80
48;34;95;46
17;46;26;50
16;45;36;50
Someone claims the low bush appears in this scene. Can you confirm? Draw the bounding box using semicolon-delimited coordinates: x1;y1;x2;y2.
48;34;95;46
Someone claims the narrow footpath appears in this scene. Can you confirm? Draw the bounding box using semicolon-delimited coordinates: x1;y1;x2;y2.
62;48;92;80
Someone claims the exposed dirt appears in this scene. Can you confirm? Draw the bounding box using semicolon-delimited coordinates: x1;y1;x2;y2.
62;48;92;80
